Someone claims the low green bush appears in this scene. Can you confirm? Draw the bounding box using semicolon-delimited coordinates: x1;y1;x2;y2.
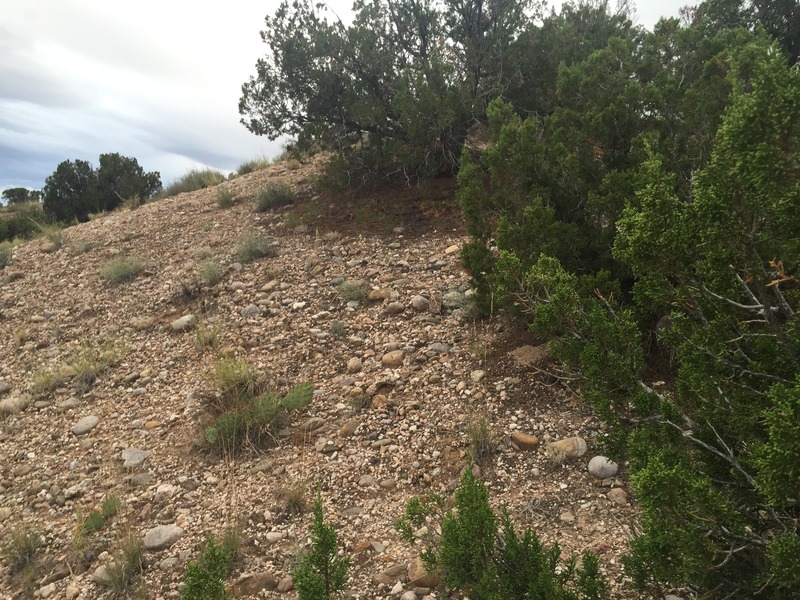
160;168;226;199
236;156;271;175
200;259;223;286
255;183;295;212
182;538;233;600
397;467;607;599
293;494;350;600
216;188;235;208
236;234;275;263
101;256;144;283
205;382;313;453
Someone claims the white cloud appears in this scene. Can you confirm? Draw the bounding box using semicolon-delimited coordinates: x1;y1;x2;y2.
0;0;689;191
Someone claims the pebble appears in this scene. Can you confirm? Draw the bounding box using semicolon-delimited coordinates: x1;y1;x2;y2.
470;369;486;382
71;415;100;436
410;295;429;311
401;592;419;600
546;436;587;462
358;474;374;487
385;301;405;314
121;447;153;468
277;575;294;592
510;431;539;450
382;350;404;367
143;524;185;550
607;488;630;506
170;314;196;331
588;456;619;478
347;357;363;373
241;304;261;318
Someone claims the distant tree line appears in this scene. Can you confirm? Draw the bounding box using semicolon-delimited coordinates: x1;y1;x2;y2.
43;153;161;222
0;153;161;243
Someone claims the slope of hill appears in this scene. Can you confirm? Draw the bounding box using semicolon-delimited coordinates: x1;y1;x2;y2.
0;160;639;598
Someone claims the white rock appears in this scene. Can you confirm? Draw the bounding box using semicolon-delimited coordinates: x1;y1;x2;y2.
143;524;184;550
170;314;196;331
71;415;100;436
588;456;619;478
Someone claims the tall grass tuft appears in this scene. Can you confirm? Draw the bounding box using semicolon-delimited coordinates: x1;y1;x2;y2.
159;168;226;199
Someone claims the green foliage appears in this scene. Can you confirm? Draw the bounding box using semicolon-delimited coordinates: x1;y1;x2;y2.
336;281;367;304
204;359;312;452
2;530;42;574
215;188;235;208
329;320;346;337
96;531;144;595
0;242;10;269
255;182;295;212
43;154;160;222
462;24;800;596
95;152;162;212
101;256;144;283
236;233;275;262
2;187;37;205
236;156;271;175
200;260;223;286
0;201;45;242
160;168;226;199
292;493;350;600
398;467;606;599
240;0;540;182
182;538;233;600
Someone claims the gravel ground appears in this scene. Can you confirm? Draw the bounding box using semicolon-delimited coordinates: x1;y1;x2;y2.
0;159;641;599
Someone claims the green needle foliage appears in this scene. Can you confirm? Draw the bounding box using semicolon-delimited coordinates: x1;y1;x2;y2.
398;467;606;599
182;538;232;600
293;493;350;600
458;16;800;598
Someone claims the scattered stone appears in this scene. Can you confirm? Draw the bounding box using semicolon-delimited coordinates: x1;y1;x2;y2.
385;301;405;314
588;456;619;478
382;350;405;367
445;244;460;255
143;524;184;550
39;242;58;254
408;556;440;588
429;342;449;354
266;531;284;543
131;473;155;487
358;474;374;487
339;419;360;437
170;314;196;332
607;488;630;506
410;295;429;311
559;511;575;523
511;431;540;450
379;477;396;490
401;592;418;600
546;436;587;463
277;575;294;592
391;581;404;595
470;369;486;382
374;564;407;585
241;304;261;318
368;288;392;301
65;585;80;600
0;393;32;416
232;571;278;595
121;447;152;468
347;357;363;373
38;583;56;598
71;415;100;436
92;564;114;584
0;382;11;395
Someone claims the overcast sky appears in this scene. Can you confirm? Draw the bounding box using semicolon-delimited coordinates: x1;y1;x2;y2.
0;0;688;194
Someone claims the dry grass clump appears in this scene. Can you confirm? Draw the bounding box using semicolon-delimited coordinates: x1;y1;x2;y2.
237;234;276;263
101;256;144;283
255;182;296;212
160;168;226;198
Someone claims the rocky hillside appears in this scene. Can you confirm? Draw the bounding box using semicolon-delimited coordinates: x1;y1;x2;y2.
0;160;638;599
